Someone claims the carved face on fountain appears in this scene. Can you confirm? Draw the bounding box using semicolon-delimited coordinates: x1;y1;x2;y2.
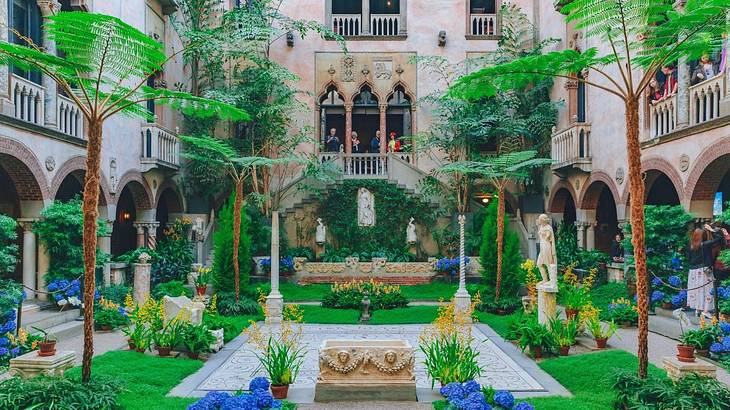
385;351;397;364
337;350;350;364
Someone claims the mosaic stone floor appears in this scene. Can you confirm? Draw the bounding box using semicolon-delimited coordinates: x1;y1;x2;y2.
196;324;544;392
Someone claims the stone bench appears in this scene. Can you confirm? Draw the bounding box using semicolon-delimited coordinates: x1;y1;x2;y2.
9;350;76;378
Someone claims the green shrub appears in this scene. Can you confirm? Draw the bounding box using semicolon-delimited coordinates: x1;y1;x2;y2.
152;219;194;285
216;291;261;316
556;221;579;269
0;214;18;275
284;246;315;261
622;205;693;272
479;200;523;298
0;375;122;409
152;280;192;300
98;285;132;305
33;198;108;282
203;312;237;341
612;372;730;410
321;245;416;262
212;194;252;292
320;280;409;310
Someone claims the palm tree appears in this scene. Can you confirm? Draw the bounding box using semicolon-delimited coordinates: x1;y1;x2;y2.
439;150;552;302
0;12;248;382
181;135;302;301
449;0;730;377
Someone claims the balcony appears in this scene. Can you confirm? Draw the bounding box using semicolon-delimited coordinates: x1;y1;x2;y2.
370;14;400;37
332;14;362;36
329;4;406;39
551;123;592;174
318;152;414;178
57;95;84;139
11;74;44;126
140;123;180;171
689;74;724;126
469;13;498;37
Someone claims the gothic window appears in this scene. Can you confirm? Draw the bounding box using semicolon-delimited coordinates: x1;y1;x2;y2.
10;0;42;83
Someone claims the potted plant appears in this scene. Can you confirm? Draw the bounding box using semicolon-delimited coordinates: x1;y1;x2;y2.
31;327;57;357
194;267;211;297
123;325;150;353
182;323;215;360
256;334;306;399
677;332;697;363
549;315;578;356
421;333;483;389
93;297;128;331
153;321;182;357
586;317;618;349
606;298;638;327
680;326;720;360
517;318;555;359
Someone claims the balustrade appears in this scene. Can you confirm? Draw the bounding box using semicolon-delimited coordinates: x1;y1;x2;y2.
11;74;44;126
470;14;497;36
141;124;180;167
332;14;361;36
551;123;591;170
57;95;84;139
649;95;677;139
371;14;399;36
689;74;724;126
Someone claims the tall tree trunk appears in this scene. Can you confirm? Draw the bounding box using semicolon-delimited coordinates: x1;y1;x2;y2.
495;186;505;302
81;120;102;383
625;98;648;378
232;179;243;301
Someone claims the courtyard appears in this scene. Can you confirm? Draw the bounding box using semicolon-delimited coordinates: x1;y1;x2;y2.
3;0;730;409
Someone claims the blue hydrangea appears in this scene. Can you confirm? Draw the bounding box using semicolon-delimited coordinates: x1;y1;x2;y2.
514;403;535;410
670;257;682;271
651;290;664;303
270;399;283;409
671;294;684;306
249;376;270;392
718;287;730;300
464;391;491;410
720;321;730;334
440;382;462;398
445;382;466;402
494;390;515;409
668;275;682;287
651;277;662;287
0;320;16;334
10;347;19;357
219;394;255;410
463;380;481;394
0;347;8;356
710;342;725;354
253;389;273;408
0;337;9;347
678;290;687;300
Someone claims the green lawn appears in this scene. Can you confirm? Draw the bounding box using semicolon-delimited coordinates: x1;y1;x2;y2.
474;311;519;338
529;350;666;410
301;305;360;323
590;282;629;319
301;305;440;324
223;313;263;342
66;351;201;410
274;281;479;302
277;282;331;301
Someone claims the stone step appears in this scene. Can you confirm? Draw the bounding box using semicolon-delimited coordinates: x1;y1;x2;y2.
40;319;85;341
20;308;81;334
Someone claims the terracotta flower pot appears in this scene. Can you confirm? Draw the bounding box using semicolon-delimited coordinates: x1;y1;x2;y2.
100;324;112;331
135;347;146;353
696;349;709;357
186;351;200;360
157;347;172;357
38;341;56;357
196;285;207;296
661;302;673;310
128;340;136;350
271;384;289;399
565;309;579;320
559;345;570;356
531;346;543;359
595;338;608;349
676;344;696;363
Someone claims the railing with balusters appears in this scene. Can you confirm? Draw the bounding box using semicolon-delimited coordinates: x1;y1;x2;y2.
57;94;84;139
649;94;677;139
141;124;180;167
550;123;591;168
10;74;44;126
332;14;361;36
371;14;400;36
344;153;388;177
689;74;725;126
470;14;497;36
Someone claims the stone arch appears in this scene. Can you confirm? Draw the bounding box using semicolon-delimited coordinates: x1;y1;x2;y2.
50;155;112;205
316;81;346;105
641;156;683;206
578;171;621;210
0;137;50;201
385;81;416;103
350;80;383;104
154;179;184;213
685;136;730;213
114;171;153;211
548;180;578;213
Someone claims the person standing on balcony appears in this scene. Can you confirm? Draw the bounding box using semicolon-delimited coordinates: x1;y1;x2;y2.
325;128;341;152
388;131;397;153
370;130;381;153
660;65;678;99
691;54;718;86
351;132;361;153
648;78;662;104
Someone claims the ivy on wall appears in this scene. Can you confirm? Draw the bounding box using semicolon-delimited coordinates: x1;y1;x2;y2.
317;180;436;253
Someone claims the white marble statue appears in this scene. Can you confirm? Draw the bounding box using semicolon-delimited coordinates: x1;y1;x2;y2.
316;218;327;244
357;188;375;227
406;217;417;244
536;214;558;287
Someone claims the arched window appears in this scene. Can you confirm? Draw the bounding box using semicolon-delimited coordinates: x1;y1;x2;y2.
386;85;412;140
319;85;346;149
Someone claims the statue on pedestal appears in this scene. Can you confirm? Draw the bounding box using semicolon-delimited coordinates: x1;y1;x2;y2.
316;218;326;245
536;214;558;287
357;188;375;227
406;217;417;244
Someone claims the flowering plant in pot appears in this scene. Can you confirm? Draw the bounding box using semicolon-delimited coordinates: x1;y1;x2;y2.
194;267;211;296
516;316;555;359
549;315;578;356
586;316;618;349
93;297;128;331
606;298;639;327
30;327;57;357
559;266;596;320
182;323;215;360
153;320;183;357
123;325;151;353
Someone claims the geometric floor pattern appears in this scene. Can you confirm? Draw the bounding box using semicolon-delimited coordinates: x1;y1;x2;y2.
197;324;544;392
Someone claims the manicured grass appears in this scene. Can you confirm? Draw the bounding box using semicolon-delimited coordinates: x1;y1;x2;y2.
590;282;629;319
529;350;667;410
370;305;440;324
65;350;202;410
301;305;360;324
277;282;330;301
275;280;479;302
224;313;264;342
474;310;519;338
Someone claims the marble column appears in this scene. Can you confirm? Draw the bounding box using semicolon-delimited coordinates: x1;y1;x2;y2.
132;261;151;304
0;0;10;114
676;58;690;128
361;0;370;34
344;103;353;153
20;220;37;299
37;0;61;128
266;211;283;323
454;215;471;317
146;222;159;249
98;231;112;286
585;222;596;251
134;223;146;248
36;243;49;301
379;103;387;154
575;222;586;249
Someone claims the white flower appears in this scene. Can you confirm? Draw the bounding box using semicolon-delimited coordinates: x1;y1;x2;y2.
68;296;81;306
57;299;68;307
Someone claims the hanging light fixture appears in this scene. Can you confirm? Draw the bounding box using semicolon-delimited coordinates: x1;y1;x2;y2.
386;0;392;6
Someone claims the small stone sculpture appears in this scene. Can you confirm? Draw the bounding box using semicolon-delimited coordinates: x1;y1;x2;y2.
357;188;375;227
316;218;326;245
406;217;417;244
536;214;558;287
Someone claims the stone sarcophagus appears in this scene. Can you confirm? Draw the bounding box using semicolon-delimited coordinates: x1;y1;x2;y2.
314;339;416;402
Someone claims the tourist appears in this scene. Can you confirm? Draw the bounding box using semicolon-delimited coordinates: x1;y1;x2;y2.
610;234;624;263
388;131;397;153
325;128;340;152
351;131;361;153
648;78;662;104
691;54;718;85
660;65;678;98
686;225;725;316
371;130;381;153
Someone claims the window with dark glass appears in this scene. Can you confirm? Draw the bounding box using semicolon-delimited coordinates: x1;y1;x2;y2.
577;72;586;123
370;0;399;14
470;0;496;13
10;0;42;84
333;0;361;14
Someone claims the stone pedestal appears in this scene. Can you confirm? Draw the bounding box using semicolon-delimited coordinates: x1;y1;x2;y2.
607;263;625;283
133;262;151;304
265;293;283;324
537;283;558;325
454;288;472;319
210;328;224;352
110;263;127;285
662;356;716;381
315;339;416;402
9;350;76;378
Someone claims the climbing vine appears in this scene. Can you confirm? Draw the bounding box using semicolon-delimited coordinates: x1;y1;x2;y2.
317;180;436;254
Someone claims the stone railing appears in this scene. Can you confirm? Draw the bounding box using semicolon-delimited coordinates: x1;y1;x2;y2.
470;13;497;36
550;122;592;171
141;123;180;168
689;74;725;126
343;153;388;177
332;14;361;37
371;14;400;36
649;94;677;139
57;94;84;139
10;74;45;126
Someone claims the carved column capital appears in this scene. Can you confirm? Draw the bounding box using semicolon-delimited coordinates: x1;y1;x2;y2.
344;103;353;112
